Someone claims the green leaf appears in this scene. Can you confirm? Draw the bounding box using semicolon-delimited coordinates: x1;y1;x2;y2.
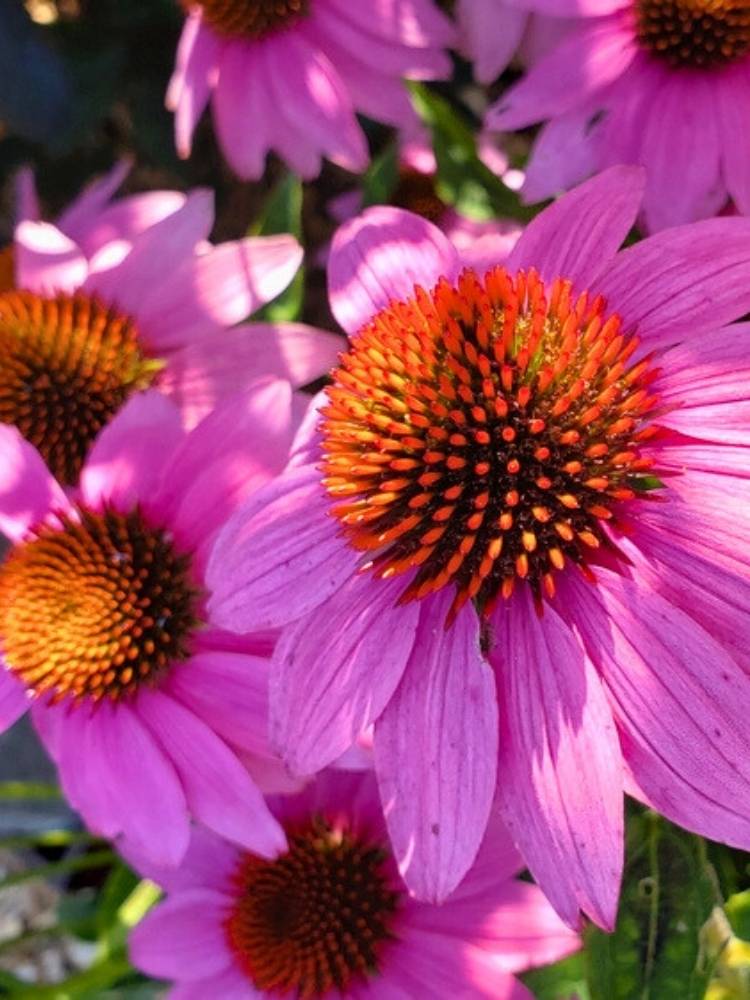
585;811;719;1000
726;891;750;943
0;850;116;892
361;142;399;208
408;82;536;224
0;781;61;799
521;952;590;1000
251;172;305;323
631;476;665;492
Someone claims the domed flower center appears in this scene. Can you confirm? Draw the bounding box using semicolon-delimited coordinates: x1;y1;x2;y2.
635;0;750;68
392;169;447;225
0;290;158;485
322;267;663;622
226;817;400;996
0;506;201;704
185;0;309;39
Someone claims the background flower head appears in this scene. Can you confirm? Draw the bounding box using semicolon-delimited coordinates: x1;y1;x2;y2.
0;380;303;867
206;167;750;931
170;0;456;179
129;769;580;999
485;0;750;231
0;172;340;485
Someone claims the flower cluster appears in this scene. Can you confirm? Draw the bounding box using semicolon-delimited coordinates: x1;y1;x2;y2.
2;1;750;997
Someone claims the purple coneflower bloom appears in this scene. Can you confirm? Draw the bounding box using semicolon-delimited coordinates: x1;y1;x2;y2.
207;166;750;929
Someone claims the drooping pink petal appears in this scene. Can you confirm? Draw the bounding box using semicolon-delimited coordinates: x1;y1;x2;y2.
137;690;287;859
507;165;644;290
85;191;215;312
486;15;637;131
14;221;88;294
328;205;459;336
73;191;190;261
56;701;190;866
522;104;602;204
213;42;272;180
135;235;303;349
0;669;29;733
271;574;419;775
55;159;131;239
458;0;527;83
639;73;724;232
374;593;498;903
154;380;293;564
207;464;358;633
159;322;341;428
0;424;70;541
595;216;750;348
326;0;456;49
167;651;272;758
170;16;222;160
717;64;750;216
128;890;234;982
264;30;368;174
491;592;623;930
567;569;750;849
79;391;185;513
122;824;241;896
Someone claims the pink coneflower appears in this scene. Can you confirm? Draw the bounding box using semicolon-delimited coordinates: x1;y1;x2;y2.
207;166;750;929
0;381;302;867
485;0;750;230
169;1;456;179
0;183;339;486
129;770;580;998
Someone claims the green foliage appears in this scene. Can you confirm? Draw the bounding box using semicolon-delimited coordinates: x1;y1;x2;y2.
361;142;399;208
585;811;719;1000
252;171;305;322
408;82;536;224
522;952;590;1000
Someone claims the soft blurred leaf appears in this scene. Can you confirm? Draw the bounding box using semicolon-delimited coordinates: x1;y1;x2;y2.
361;142;398;208
252;171;305;322
522;952;590;1000
703;905;750;1000
95;862;140;942
585;812;718;1000
408;83;535;224
727;892;750;943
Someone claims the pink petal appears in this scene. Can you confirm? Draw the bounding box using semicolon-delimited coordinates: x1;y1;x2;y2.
328;206;459;336
167;967;259;1000
568;569;750;850
374;593;498;903
14;167;41;224
326;0;456;48
458;0;527;83
137;690;286;859
136;235;303;350
122;824;241;896
72;191;189;261
271;574;419;775
56;160;131;246
154;380;293;564
0;424;69;541
213;42;271;180
128;890;233;982
507;165;644;290
657;323;750;445
411;878;580;973
206;465;357;633
79;391;185;512
717;64;750;216
639;73;724;232
486;16;637;130
522;103;602;204
167;651;272;758
14;221;88;294
85;190;215;311
491;592;623;930
0;669;29;733
595;216;750;349
264;30;368;174
57;701;190;866
159;322;341;428
170;16;222;160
